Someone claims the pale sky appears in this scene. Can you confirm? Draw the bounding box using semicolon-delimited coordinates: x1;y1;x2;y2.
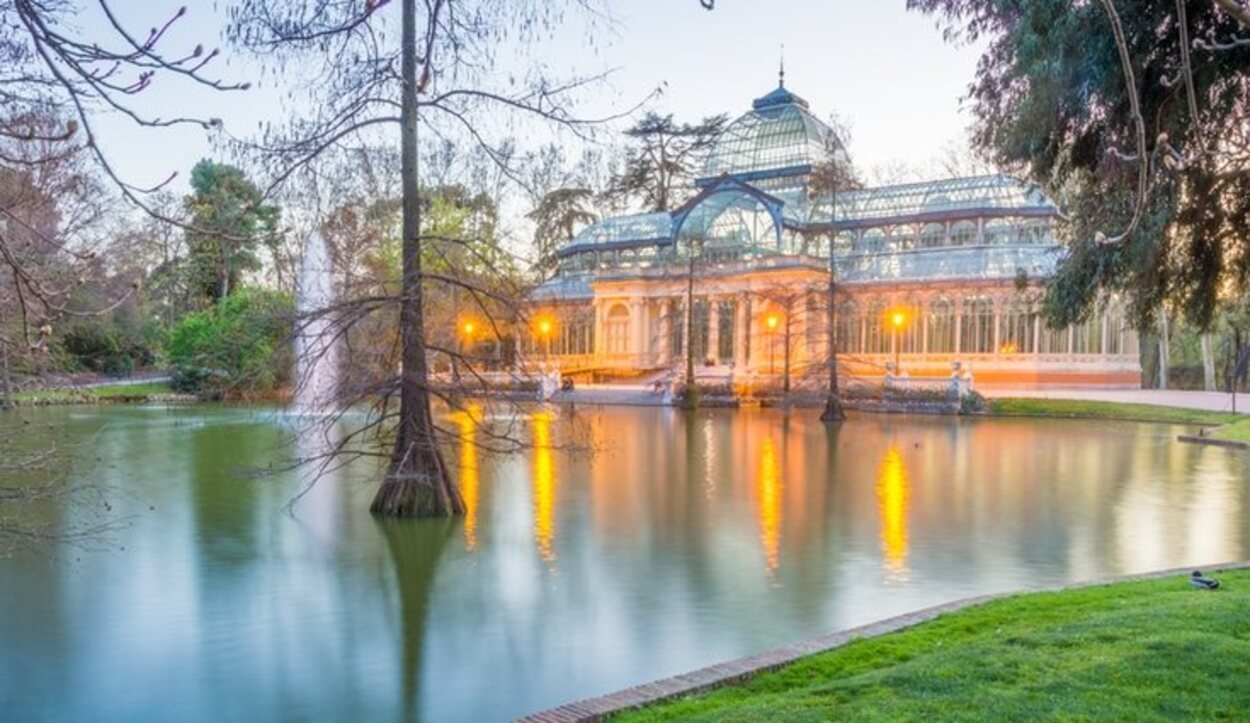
88;1;987;204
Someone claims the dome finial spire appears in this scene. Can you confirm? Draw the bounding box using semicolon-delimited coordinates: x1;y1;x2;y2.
779;44;786;88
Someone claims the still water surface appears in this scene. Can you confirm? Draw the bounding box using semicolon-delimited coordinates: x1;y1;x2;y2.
1;404;1247;722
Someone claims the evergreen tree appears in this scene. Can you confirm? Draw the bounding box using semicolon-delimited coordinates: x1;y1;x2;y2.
527;187;597;277
184;160;282;305
606;112;728;212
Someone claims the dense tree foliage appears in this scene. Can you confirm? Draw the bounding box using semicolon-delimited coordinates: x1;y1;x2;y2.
184;160;282;305
166;288;293;397
527;188;597;276
908;0;1250;331
606;112;728;212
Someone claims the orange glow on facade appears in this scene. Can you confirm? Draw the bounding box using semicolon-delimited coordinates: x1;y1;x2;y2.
876;446;910;574
756;436;783;572
890;310;907;328
766;313;780;331
457;405;481;550
532;410;557;562
462;321;476;337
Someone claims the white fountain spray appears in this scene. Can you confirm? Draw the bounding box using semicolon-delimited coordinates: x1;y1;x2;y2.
295;231;338;412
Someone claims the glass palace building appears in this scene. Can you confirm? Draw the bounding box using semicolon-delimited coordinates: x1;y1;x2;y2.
529;82;1142;389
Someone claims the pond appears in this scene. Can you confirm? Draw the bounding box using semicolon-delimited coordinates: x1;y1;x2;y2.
1;404;1247;722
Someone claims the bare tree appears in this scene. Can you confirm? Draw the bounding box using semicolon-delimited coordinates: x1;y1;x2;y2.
228;0;636;517
809;126;863;422
1;3;242;400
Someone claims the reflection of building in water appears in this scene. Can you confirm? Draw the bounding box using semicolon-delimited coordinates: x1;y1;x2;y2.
755;436;783;572
531;410;557;562
528;79;1141;389
456;405;481;550
876;446;910;574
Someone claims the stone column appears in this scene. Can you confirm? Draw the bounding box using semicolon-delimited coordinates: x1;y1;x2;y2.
735;293;750;369
658;298;672;366
954;298;963;357
992;296;1002;357
629;298;645;365
707;297;721;365
592;299;605;359
920;297;929;356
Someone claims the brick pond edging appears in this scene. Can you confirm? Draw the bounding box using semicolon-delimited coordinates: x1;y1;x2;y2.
516;561;1250;723
1178;434;1250;451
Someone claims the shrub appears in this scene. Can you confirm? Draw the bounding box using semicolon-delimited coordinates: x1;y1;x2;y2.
166;289;294;396
61;318;155;376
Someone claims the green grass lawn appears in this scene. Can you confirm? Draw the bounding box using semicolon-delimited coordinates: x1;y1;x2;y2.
987;397;1239;426
621;569;1250;722
1213;417;1250;443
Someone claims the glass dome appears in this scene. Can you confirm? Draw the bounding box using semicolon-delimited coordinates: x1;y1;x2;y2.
700;84;841;182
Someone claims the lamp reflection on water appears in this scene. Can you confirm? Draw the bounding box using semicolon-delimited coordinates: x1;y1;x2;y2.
877;445;910;577
756;436;783;573
532;409;557;562
456;404;481;550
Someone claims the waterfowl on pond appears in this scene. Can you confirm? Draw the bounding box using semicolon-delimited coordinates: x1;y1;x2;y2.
1190;570;1221;590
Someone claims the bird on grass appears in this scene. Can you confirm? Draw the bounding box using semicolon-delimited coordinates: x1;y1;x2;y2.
1190;570;1221;590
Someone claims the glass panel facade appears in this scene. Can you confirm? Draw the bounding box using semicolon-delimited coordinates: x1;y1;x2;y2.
961;296;994;354
866;300;889;355
897;301;922;355
605;303;630;354
1072;315;1103;355
998;299;1036;355
1039;321;1069;354
717;300;736;361
926;297;956;353
836;301;860;354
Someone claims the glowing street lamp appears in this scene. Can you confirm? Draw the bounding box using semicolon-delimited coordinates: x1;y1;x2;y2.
455;319;478;383
889;308;908;374
766;313;780;375
535;317;555;359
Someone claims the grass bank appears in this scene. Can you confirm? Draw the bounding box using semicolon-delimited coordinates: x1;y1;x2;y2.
14;380;175;404
987;397;1239;426
1214;417;1250;443
621;569;1250;722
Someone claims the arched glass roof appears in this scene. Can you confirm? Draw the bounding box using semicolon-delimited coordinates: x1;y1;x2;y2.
557;212;673;257
808;175;1059;228
700;84;839;183
671;178;785;254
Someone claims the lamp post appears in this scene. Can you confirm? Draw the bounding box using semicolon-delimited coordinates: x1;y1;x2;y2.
457;319;475;383
537;318;553;360
890;309;907;375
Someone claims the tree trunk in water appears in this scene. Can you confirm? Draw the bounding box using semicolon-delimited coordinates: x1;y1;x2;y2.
371;0;464;518
682;255;699;410
821;268;845;422
1201;332;1216;391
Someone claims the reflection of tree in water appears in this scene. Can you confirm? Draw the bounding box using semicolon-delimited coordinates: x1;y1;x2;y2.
189;419;273;564
378;519;453;722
